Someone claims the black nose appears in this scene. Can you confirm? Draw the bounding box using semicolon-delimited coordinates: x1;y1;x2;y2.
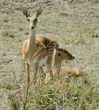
71;56;75;60
31;25;34;29
70;56;75;60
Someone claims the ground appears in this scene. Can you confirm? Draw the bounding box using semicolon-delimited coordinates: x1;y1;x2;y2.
0;0;99;109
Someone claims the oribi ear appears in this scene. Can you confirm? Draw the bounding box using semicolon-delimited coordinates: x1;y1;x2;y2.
53;41;59;51
22;7;30;18
36;7;42;17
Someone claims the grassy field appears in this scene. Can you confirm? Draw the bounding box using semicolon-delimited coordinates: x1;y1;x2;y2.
0;0;99;109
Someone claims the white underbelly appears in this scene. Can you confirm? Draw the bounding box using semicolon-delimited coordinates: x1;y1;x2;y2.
26;59;30;65
39;56;48;66
25;56;47;67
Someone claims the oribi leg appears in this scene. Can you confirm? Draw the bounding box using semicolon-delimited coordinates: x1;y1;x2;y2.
33;61;39;85
26;63;30;95
38;66;46;85
46;56;53;80
40;66;46;76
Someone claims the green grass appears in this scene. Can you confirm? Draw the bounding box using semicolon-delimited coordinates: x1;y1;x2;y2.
0;1;99;109
8;76;99;110
0;17;9;22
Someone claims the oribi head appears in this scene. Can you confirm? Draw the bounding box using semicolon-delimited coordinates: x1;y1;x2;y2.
22;7;42;29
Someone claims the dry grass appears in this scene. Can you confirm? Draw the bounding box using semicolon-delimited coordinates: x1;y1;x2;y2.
0;0;99;109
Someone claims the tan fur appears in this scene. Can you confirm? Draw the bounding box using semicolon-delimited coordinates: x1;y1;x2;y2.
44;47;75;83
22;9;45;93
52;48;75;77
45;48;87;83
22;8;59;90
45;67;87;84
22;35;58;86
60;66;87;77
60;67;87;87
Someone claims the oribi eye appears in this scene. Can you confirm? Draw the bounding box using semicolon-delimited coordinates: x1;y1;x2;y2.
27;18;30;22
34;18;37;22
